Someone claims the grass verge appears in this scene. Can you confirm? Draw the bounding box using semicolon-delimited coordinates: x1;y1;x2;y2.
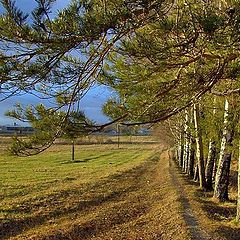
0;142;160;239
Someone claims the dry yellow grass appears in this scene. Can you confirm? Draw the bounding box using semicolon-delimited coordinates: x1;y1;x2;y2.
2;136;240;239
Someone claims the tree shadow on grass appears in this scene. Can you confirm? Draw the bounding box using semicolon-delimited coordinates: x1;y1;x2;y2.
0;162;149;239
170;160;240;240
193;187;237;222
214;226;240;240
199;199;236;221
0;186;138;239
41;203;148;240
193;186;240;240
61;152;114;164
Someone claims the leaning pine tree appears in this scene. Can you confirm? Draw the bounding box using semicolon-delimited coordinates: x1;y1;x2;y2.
6;104;93;157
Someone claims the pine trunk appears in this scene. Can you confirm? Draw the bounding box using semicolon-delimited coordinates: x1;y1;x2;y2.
214;99;233;202
193;103;206;189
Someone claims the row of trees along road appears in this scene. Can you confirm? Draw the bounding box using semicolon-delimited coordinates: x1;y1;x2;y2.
2;0;240;221
166;90;240;214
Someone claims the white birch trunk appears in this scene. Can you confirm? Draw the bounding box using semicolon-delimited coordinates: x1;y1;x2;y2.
183;110;190;173
205;97;217;191
218;99;229;169
193;102;206;189
205;140;216;191
214;99;233;201
178;131;184;167
188;136;195;178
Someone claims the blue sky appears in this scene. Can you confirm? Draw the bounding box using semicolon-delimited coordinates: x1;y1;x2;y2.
0;85;111;125
0;0;111;125
0;0;71;15
4;0;71;13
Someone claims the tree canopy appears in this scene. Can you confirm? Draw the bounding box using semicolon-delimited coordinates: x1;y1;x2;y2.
0;0;167;106
102;0;240;124
1;0;240;154
6;103;92;155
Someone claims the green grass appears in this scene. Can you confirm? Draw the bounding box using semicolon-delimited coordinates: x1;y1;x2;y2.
0;143;157;224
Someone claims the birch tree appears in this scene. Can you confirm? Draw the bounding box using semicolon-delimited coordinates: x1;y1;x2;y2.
213;99;233;201
193;102;207;190
188;137;196;178
183;110;190;173
186;108;195;178
205;97;217;191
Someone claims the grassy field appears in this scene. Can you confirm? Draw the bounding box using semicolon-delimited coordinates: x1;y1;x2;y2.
2;136;240;240
0;137;161;239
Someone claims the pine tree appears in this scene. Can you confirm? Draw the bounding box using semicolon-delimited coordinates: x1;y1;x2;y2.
6;104;92;156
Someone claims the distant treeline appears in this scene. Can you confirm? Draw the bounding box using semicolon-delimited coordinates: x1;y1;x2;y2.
0;126;34;135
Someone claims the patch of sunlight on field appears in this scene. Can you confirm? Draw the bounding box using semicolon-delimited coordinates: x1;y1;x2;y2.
0;142;158;222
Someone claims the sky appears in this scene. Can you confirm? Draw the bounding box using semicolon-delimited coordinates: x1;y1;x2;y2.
0;0;112;126
0;85;111;126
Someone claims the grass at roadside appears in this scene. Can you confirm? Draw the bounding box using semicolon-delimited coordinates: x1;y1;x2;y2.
0;140;160;239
